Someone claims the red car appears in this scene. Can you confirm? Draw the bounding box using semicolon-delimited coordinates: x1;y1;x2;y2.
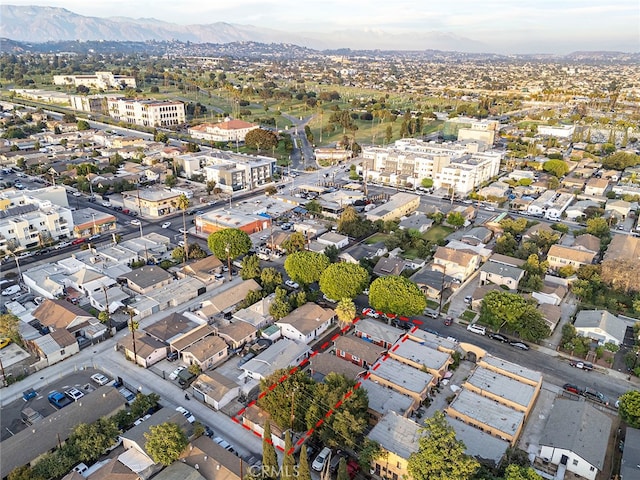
71;238;86;246
444;316;453;326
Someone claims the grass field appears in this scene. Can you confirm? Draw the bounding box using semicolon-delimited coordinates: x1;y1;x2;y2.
423;225;454;243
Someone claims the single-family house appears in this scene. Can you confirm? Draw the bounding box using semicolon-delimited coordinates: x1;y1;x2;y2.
547;245;596;270
372;256;406;277
411;267;455;300
532;282;567;306
584;177;609;196
479;261;524;290
398;212;433;233
32;329;80;366
333;335;386;368
572;234;601;254
118;266;173;295
32;299;95;334
353;318;403;349
144;312;201;345
275;303;335;344
605;199;631;220
199;279;262;318
308;352;364;382
182;335;229;370
178;255;224;287
316;231;349;249
240;339;310;381
538;303;562;331
339;241;387;264
179;436;244;480
522;222;557;243
120;332;167;367
574;309;629;346
432;246;481;281
461;227;493;246
232;293;274;330
538;399;612;480
620;427;640;480
191;372;241;411
217;321;258;350
565;200;601;221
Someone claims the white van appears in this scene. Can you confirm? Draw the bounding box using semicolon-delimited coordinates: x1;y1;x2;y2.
466;323;486;335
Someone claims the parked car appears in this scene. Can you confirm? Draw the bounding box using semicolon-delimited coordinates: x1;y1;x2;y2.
175;406;196;423
466;323;486;335
71;238;86;246
102;201;112;207
312;447;332;472
509;341;529;351
362;308;379;318
166;351;179;362
285;280;299;289
444;316;453;326
91;373;111;386
161;222;171;229
72;191;82;197
48;391;72;409
130;219;141;226
570;361;594;371
169;366;186;380
464;295;473;304
55;241;72;249
489;333;509;343
2;285;21;296
65;387;85;401
0;337;12;349
583;387;607;404
562;383;583;395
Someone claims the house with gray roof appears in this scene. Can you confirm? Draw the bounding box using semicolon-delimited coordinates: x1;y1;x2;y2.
359;377;416;421
620;427;640;480
538;398;612;480
118;265;173;295
372;256;406;277
446;417;509;467
479;261;524;291
240;339;310;381
398;212;433;233
574;309;630;346
338;241;387;264
462;226;492;246
353;318;403;349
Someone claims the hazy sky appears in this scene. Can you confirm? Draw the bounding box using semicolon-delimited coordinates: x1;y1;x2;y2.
7;0;640;53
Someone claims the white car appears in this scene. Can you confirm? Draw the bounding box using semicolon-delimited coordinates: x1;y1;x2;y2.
55;241;71;249
2;285;21;296
90;373;110;386
72;191;82;197
175;406;196;423
285;280;299;289
179;228;188;234
312;447;332;472
130;219;141;226
65;387;85;401
102;201;112;207
161;222;171;229
169;366;186;380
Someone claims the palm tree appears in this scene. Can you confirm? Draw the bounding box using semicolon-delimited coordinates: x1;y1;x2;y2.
127;309;139;363
335;298;357;329
177;194;190;264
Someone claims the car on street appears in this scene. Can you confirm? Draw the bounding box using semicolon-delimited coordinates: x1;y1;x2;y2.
562;383;583;395
464;295;473;304
65;387;85;401
175;406;196;423
489;333;509;343
91;373;111;386
484;206;495;211
2;285;21;296
73;191;82;197
362;307;380;318
88;234;101;241
102;201;112;207
48;391;73;409
444;316;453;326
285;280;299;289
179;228;188;234
583;387;607;404
0;337;12;349
570;361;594;371
169;366;186;380
55;241;71;249
509;341;530;351
71;238;86;245
130;219;141;226
161;221;171;228
312;447;332;472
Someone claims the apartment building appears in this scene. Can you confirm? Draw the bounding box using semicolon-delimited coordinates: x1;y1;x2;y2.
69;94;123;114
189;150;275;192
526;190;574;220
537;125;575;138
188;119;259;143
107;98;186;128
0;195;73;252
434;151;502;195
53;71;137;90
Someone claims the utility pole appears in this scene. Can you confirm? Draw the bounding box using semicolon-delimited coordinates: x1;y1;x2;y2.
102;285;112;337
128;309;138;363
225;243;232;281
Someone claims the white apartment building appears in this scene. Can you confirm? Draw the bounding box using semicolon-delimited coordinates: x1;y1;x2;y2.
537;125;575;138
53;71;137;90
69;94;123;114
526;190;574;220
188;119;259;143
361;139;502;195
107;98;186;128
0;195;74;252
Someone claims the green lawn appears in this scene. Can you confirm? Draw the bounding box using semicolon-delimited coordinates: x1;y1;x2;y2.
423;226;454;243
365;233;390;245
460;310;477;322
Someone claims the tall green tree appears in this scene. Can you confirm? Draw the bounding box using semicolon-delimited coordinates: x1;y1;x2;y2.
241;254;262;280
207;228;252;270
258;370;316;432
407;411;479;480
324;244;339;263
260;267;283;294
269;286;293;320
262;421;278;479
503;464;544;480
479;290;529;331
542;159;569;177
176;194;190;262
618;389;640;428
144;422;188;466
369;275;426;317
281;431;296;480
284;251;330;285
297;445;312;480
336;458;349;480
282;231;307;254
446;212;465;228
71;418;120;463
335;298;357;327
319;263;369;300
516;305;551;341
246;128;278;151
586;217;610;238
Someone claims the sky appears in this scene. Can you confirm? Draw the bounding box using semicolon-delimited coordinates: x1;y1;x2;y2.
7;0;640;53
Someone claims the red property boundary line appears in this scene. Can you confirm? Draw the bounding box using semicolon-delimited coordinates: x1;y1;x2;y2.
232;312;422;454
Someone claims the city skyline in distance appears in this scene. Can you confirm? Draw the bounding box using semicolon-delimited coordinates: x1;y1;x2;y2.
2;1;639;54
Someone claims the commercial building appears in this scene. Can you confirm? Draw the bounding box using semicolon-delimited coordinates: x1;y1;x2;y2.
121;188;183;217
365;192;420;222
196;208;271;235
53;71;137;90
71;207;117;237
188;119;259;143
69;94;123;114
107;98;186;128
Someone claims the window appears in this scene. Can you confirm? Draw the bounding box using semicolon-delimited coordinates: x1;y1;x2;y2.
572;459;578;466
352;355;360;363
60;349;65;355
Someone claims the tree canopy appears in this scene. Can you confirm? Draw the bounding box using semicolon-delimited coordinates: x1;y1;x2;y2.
618;389;640;428
0;313;21;345
601;151;640;170
241;254;262;280
369;275;426;317
542;159;569;178
585;217;610;238
319;263;369;301
245;128;278;150
446;212;465;228
335;298;357;327
407;411;479;480
207;228;252;260
144;422;188;466
479;290;550;341
281;231;307;254
284;251;330;285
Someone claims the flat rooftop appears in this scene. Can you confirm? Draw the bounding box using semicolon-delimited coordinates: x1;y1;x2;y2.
480;355;543;385
406;329;457;351
370;358;433;394
465;366;537;410
354;318;403;346
359;378;415;416
448;389;524;438
367;411;422;460
390;338;450;371
446;417;509;466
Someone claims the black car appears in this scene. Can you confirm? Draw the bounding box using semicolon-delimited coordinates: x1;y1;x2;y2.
489;333;509;343
509;341;530;351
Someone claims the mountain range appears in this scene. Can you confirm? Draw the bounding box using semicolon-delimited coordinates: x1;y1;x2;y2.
0;5;482;52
